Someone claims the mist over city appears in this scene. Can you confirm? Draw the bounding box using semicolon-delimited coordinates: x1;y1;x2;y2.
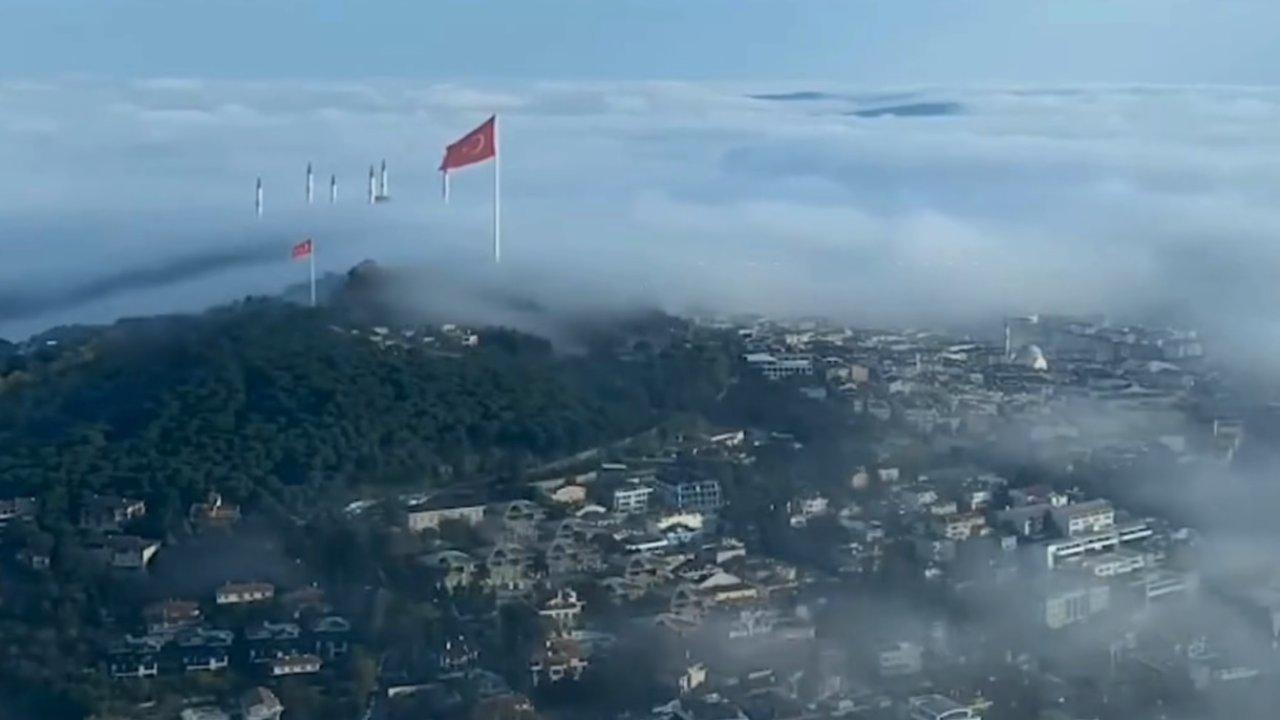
4;3;1280;720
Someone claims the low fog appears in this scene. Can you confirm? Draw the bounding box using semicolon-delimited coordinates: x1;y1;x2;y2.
3;79;1280;363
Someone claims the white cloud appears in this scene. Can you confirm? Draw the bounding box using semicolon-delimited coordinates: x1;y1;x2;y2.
2;79;1280;355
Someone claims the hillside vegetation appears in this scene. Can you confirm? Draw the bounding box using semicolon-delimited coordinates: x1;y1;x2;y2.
0;293;733;529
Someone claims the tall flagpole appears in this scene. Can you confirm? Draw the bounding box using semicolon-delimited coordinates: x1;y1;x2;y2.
308;240;317;308
442;171;450;203
493;114;501;264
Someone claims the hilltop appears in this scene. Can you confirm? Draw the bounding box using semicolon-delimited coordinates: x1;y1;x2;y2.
0;263;736;530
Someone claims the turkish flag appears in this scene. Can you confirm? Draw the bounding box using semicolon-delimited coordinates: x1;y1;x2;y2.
440;116;496;172
291;238;313;260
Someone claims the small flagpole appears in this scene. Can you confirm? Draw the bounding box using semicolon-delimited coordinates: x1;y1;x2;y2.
493;114;501;264
308;240;317;308
442;171;450;203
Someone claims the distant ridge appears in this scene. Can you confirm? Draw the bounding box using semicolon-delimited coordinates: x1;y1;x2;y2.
749;91;841;102
850;101;963;118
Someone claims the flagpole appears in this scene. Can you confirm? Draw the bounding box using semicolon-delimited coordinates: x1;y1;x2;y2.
493;114;501;264
442;171;450;203
308;241;317;308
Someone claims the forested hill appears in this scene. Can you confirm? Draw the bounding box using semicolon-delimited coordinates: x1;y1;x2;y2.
0;290;734;530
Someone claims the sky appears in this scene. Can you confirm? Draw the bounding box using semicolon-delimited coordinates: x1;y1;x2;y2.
2;0;1278;85
3;2;1280;352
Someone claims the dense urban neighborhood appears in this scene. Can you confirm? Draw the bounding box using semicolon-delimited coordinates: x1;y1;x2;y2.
2;295;1277;720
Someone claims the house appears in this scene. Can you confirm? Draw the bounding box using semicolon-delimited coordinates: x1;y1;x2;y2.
421;549;479;591
109;654;159;679
496;500;546;542
216;581;276;605
744;352;814;380
485;543;537;596
183;647;230;673
175;627;234;648
437;635;480;675
268;654;322;676
934;512;987;541
529;638;589;685
189;491;241;527
144;599;201;634
280;585;330;617
546;483;587;506
694;569;759;606
1042;577;1110;629
240;686;285;720
470;694;538;720
788;493;830;527
998;503;1053;539
0;496;37;524
727;608;781;639
623;554;672;591
312;615;352;659
538;588;585;631
180;707;231;720
16;547;51;570
244;620;302;642
406;493;487;532
656;477;722;514
80;494;146;531
877;641;924;677
906;694;978;720
613;482;654;515
1050;500;1115;537
107;535;160;569
545;538;604;578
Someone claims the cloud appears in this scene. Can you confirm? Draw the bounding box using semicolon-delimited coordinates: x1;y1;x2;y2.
2;79;1280;358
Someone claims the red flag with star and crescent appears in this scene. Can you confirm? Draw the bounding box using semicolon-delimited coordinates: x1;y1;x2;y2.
291;238;313;260
440;116;497;172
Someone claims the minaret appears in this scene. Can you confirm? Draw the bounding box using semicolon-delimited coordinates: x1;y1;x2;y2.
329;174;337;204
255;177;263;217
379;159;389;199
368;165;376;205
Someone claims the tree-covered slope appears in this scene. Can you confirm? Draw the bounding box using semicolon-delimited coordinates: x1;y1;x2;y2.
0;295;731;526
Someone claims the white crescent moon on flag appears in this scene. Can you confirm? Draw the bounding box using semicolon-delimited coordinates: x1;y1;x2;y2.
466;135;486;154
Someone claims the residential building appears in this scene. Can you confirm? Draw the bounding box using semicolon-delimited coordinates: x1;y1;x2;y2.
110;655;159;679
268;654;322;676
907;694;980;720
180;708;231;720
421;549;479;591
1043;578;1110;629
216;581;275;605
144;599;201;634
656;478;722;514
240;687;285;720
80;494;146;531
878;641;924;677
406;494;487;532
107;535;160;569
744;352;815;380
183;647;230;673
1050;500;1115;537
1042;519;1153;568
538;588;585;631
935;512;987;541
189;491;241;527
529;638;589;685
612;482;655;515
0;496;37;524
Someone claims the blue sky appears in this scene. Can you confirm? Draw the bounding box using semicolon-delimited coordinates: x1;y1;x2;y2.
2;0;1276;84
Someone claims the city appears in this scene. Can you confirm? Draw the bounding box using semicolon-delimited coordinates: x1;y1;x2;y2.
3;293;1275;720
3;4;1279;720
